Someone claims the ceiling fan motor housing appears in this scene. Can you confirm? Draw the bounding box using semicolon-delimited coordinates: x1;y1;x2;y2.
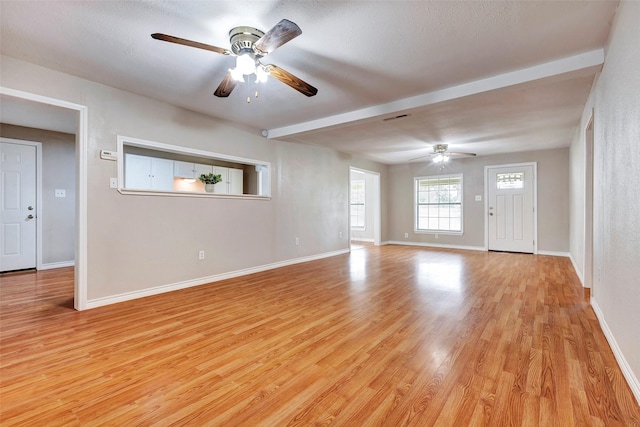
433;144;448;154
229;26;265;57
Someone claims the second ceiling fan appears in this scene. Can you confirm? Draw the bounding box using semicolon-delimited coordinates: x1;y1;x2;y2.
411;144;477;163
151;19;318;98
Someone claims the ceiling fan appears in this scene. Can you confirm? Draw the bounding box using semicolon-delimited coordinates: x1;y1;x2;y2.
411;144;477;163
151;19;318;98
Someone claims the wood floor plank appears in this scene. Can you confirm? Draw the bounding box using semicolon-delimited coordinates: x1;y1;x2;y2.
1;247;639;425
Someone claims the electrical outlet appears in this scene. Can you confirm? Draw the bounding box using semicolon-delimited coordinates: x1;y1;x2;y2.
109;178;118;189
198;250;205;260
404;233;409;238
295;237;300;246
54;189;66;198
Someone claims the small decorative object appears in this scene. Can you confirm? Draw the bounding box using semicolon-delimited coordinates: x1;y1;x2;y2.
199;173;223;193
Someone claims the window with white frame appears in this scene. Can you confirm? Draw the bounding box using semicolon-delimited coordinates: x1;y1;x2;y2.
350;179;366;229
415;174;463;233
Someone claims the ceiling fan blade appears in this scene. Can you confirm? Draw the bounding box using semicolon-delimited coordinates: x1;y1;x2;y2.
213;72;238;97
254;19;302;55
151;33;232;56
448;152;477;157
267;65;318;97
409;155;432;162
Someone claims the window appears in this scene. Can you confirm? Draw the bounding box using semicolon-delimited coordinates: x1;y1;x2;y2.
351;179;365;229
415;174;463;233
496;172;524;189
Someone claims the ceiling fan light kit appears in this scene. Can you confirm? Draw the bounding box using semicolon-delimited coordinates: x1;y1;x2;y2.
151;19;318;98
228;26;268;84
433;153;450;163
432;144;450;163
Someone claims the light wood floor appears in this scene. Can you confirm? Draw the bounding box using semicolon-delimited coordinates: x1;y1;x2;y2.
1;246;639;426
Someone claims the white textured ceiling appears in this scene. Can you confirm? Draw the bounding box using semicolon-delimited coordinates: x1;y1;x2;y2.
0;1;618;164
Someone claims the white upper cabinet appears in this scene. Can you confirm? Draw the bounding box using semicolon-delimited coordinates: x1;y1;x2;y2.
213;166;229;194
194;163;213;178
174;161;196;178
125;154;174;191
229;168;243;195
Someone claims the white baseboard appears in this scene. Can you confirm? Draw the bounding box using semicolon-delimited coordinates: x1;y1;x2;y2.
591;298;640;405
537;250;570;257
39;261;75;270
569;253;585;286
86;248;350;309
351;238;374;243
387;240;486;252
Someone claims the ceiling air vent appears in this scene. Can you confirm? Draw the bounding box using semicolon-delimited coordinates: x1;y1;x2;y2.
382;114;411;122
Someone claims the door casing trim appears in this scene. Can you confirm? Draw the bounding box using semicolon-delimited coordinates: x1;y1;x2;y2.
1;86;88;310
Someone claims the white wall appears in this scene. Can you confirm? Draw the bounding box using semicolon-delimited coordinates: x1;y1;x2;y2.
387;148;570;252
0;55;388;303
570;1;640;402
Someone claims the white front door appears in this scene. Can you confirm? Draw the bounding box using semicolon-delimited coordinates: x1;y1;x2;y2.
487;164;535;253
1;142;37;271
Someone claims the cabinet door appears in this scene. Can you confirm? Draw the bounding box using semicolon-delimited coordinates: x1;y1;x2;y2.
213;166;229;194
174;161;195;178
228;168;243;195
150;158;175;191
124;154;153;189
194;163;213;180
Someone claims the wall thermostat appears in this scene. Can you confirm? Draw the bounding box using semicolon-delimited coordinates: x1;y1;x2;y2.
100;150;118;161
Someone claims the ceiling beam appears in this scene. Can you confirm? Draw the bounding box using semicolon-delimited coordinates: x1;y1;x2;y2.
266;49;604;139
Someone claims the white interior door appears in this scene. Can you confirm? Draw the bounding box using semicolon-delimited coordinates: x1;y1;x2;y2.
1;142;37;271
487;164;535;253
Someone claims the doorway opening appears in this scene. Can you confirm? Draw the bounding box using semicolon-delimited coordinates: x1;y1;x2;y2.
584;111;594;289
0;87;88;310
349;167;381;248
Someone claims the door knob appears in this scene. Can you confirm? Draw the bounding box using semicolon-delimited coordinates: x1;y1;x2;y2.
489;213;494;216
27;214;34;219
28;206;34;210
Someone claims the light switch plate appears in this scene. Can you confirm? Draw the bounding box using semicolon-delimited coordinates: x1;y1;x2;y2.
55;189;66;198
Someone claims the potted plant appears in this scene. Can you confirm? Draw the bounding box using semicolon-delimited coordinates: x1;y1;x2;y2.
199;173;223;193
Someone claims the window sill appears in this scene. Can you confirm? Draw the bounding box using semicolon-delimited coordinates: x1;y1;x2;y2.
414;229;463;236
118;188;271;201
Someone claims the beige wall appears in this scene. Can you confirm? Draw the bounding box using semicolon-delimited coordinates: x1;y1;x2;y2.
1;55;380;302
0;124;76;265
387;148;570;252
570;1;640;398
